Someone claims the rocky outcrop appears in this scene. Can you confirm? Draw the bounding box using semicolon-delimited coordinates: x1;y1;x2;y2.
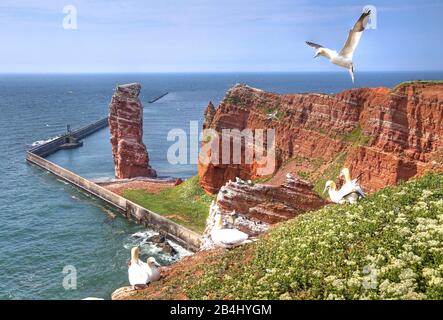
203;101;216;130
201;176;327;250
109;83;156;179
146;233;178;256
198;82;443;194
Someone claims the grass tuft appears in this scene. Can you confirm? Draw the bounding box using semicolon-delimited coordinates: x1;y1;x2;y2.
393;80;443;91
341;127;371;146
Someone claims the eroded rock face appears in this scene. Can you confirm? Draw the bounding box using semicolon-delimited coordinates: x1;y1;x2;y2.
201;177;327;250
109;83;157;179
198;82;443;194
203;101;216;130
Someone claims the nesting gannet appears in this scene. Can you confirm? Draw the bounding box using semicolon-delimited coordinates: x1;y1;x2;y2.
226;210;239;224
306;10;372;83
339;168;365;204
235;177;245;184
324;170;365;204
146;257;161;283
267;110;278;120
210;214;249;248
128;247;148;289
286;172;296;185
323;181;348;204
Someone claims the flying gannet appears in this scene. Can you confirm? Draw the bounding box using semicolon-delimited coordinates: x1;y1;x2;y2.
306;10;372;83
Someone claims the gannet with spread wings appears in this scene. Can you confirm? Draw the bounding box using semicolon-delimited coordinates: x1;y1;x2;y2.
306;10;372;83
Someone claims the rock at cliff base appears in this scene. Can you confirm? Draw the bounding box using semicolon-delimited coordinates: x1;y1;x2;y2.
200;177;327;250
146;233;178;256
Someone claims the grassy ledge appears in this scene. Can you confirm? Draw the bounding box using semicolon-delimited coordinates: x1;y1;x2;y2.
162;173;443;300
256;99;285;120
393;80;443;91
340;126;371;146
123;176;215;233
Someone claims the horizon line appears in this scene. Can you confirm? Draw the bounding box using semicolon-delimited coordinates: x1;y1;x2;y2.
1;70;443;75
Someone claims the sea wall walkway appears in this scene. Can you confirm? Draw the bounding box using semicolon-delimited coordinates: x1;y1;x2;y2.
26;118;201;252
29;118;109;157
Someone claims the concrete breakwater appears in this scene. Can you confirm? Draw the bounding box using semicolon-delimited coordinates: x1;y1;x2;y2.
29;118;109;157
26;119;201;252
148;92;169;103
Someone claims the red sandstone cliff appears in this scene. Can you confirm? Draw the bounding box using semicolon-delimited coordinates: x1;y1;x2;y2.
198;82;443;194
109;83;157;179
201;176;327;249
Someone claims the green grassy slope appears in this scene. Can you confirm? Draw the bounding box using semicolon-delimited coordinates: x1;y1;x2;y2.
182;173;443;299
123;176;215;233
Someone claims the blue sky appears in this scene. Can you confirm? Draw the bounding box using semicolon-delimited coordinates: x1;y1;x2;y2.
1;0;442;73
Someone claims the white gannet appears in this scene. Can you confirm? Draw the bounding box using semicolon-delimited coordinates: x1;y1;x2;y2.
226;210;238;224
339;168;365;204
323;181;348;204
146;257;161;283
210;214;249;248
128;247;148;289
267;110;278;120
306;10;372;83
286;172;296;185
235;177;245;184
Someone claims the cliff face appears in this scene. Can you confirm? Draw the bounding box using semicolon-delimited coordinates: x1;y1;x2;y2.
109;83;156;179
198;82;443;194
201;176;327;250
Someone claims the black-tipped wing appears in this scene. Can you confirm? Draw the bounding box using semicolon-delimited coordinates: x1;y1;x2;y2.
353;10;371;32
339;10;371;59
306;41;323;49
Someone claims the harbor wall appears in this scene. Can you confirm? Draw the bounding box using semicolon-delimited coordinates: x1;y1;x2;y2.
26;152;201;251
26;118;202;252
29;118;109;157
